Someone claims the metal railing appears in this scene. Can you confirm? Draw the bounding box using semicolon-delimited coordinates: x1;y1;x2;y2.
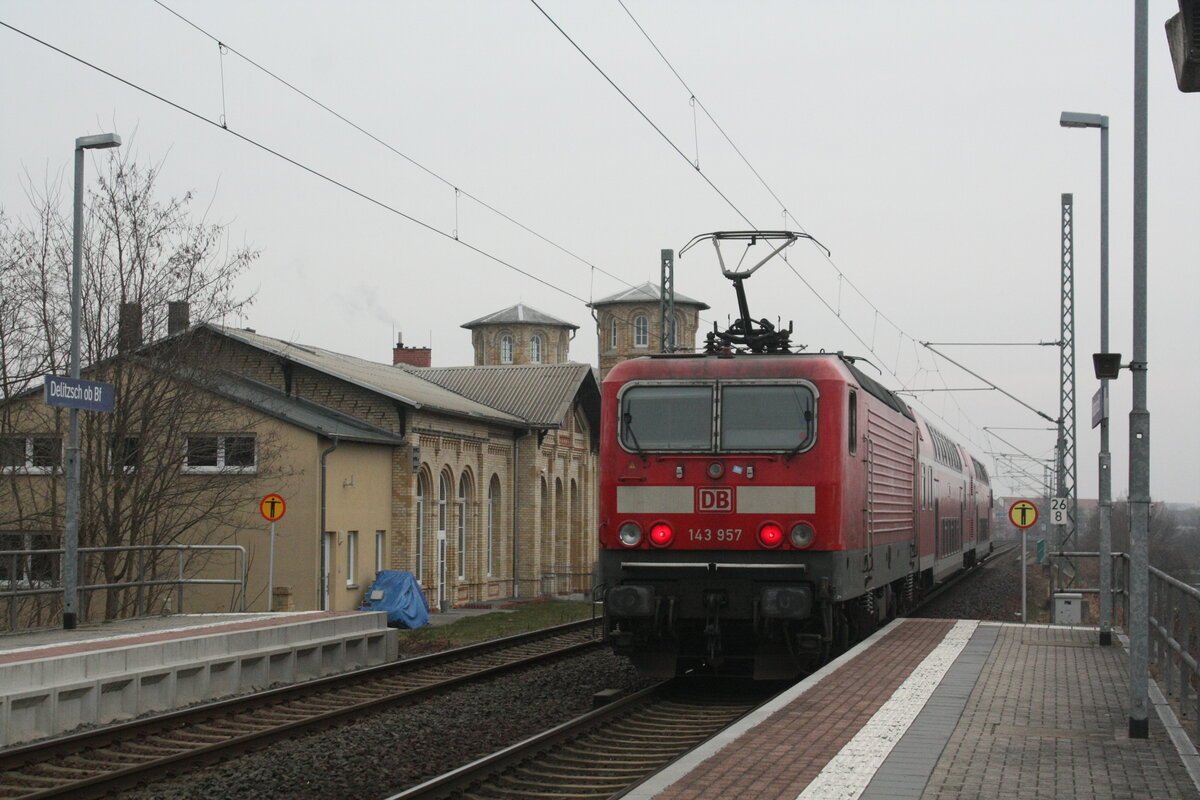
1045;549;1199;729
1;544;247;631
1142;562;1200;726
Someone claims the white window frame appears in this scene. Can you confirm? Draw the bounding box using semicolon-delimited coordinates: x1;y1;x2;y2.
500;334;514;364
633;315;649;348
415;475;426;584
346;530;358;587
457;477;468;581
487;478;497;577
375;530;386;575
1;435;63;475
530;334;543;364
609;317;618;349
182;434;257;474
0;531;59;588
108;434;141;475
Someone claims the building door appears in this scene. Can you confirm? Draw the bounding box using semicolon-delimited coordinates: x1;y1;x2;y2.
322;531;335;610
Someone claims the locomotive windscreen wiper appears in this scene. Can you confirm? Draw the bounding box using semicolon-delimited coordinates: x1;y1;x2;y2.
784;409;815;461
622;412;647;461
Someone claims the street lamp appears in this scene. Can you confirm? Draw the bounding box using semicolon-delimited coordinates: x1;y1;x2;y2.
64;132;121;630
1059;111;1112;649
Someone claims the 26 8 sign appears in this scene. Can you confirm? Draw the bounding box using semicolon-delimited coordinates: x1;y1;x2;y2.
1050;497;1069;526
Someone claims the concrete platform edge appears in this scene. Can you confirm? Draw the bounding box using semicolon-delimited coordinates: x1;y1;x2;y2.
624;617;909;800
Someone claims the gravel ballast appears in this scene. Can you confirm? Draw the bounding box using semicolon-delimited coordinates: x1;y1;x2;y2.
121;649;650;800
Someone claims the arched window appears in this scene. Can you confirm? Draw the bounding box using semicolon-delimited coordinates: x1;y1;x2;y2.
609;317;618;349
500;334;514;364
457;474;470;581
415;473;427;584
633;315;649;348
487;476;500;577
438;473;449;534
530;334;543;363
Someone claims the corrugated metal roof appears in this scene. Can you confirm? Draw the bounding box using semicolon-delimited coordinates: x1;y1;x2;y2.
412;362;597;428
209;374;407;445
588;282;709;309
460;303;579;330
207;325;526;426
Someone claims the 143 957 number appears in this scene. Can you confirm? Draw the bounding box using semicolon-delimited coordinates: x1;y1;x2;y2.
688;528;743;542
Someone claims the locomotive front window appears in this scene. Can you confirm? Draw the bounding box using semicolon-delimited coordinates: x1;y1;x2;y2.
620;385;713;451
720;384;815;451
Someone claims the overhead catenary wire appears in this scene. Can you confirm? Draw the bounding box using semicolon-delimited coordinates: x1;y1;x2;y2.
0;18;592;309
149;0;642;295
606;1;1036;462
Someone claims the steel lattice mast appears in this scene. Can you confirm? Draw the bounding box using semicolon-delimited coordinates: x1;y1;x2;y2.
1057;193;1078;587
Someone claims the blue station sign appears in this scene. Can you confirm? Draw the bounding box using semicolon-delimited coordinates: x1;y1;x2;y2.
44;375;116;413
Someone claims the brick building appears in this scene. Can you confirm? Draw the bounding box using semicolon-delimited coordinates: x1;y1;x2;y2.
1;309;599;619
587;282;709;378
461;303;578;366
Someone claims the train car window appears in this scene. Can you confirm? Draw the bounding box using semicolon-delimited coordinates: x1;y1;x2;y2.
719;384;815;451
848;390;858;455
620;385;713;451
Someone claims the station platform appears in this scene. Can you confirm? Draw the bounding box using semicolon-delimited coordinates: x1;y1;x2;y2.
630;618;1200;800
0;611;397;748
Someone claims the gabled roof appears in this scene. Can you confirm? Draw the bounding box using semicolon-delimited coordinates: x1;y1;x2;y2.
461;303;579;330
588;282;709;309
209;373;407;445
412;362;599;432
204;325;526;427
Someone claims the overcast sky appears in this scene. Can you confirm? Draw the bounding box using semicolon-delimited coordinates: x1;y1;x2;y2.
2;2;1197;504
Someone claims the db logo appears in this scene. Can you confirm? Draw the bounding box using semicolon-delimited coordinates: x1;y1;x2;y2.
698;488;733;513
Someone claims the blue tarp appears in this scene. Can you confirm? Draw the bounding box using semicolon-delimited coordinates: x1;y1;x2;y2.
359;570;430;629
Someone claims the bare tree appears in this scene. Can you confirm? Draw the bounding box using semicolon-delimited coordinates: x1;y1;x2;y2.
1;148;272;622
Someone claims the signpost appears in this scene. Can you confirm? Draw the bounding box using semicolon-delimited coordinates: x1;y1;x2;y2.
44;376;116;413
260;494;286;611
1009;500;1039;624
45;374;117;629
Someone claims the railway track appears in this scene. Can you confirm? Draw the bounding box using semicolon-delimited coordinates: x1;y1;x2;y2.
0;619;601;800
910;541;1019;615
389;678;776;800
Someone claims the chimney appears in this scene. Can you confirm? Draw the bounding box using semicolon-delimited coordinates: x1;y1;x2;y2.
118;302;143;352
392;339;431;368
168;301;191;336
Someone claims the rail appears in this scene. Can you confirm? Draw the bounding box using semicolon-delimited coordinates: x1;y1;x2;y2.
0;543;247;631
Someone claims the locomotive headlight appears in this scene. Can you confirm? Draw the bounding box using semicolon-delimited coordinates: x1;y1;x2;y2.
706;462;724;479
757;522;784;548
649;522;674;547
618;522;643;547
789;522;816;549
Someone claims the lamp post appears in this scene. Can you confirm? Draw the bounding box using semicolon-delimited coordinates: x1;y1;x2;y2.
64;133;121;630
1059;111;1112;648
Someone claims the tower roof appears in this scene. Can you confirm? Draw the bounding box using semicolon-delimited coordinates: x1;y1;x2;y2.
588;282;709;310
460;303;578;330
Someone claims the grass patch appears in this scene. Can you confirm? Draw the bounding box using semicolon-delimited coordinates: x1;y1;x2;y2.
395;599;600;654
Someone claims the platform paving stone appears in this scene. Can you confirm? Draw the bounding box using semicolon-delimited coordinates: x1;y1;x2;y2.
918;624;1197;799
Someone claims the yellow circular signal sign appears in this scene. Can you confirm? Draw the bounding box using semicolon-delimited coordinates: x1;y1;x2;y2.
1008;500;1038;529
260;493;286;522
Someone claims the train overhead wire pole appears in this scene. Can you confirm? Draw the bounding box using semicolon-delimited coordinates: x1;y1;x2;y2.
1060;110;1112;647
1128;0;1150;741
660;249;676;352
1056;193;1078;589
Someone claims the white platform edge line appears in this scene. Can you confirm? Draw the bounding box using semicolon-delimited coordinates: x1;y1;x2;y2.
795;619;979;800
623;618;910;800
1116;632;1200;793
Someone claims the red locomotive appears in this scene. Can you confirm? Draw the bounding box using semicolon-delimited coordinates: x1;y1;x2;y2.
599;232;993;679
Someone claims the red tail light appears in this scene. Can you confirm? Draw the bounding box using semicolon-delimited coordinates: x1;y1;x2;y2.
758;522;784;548
649;522;674;547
